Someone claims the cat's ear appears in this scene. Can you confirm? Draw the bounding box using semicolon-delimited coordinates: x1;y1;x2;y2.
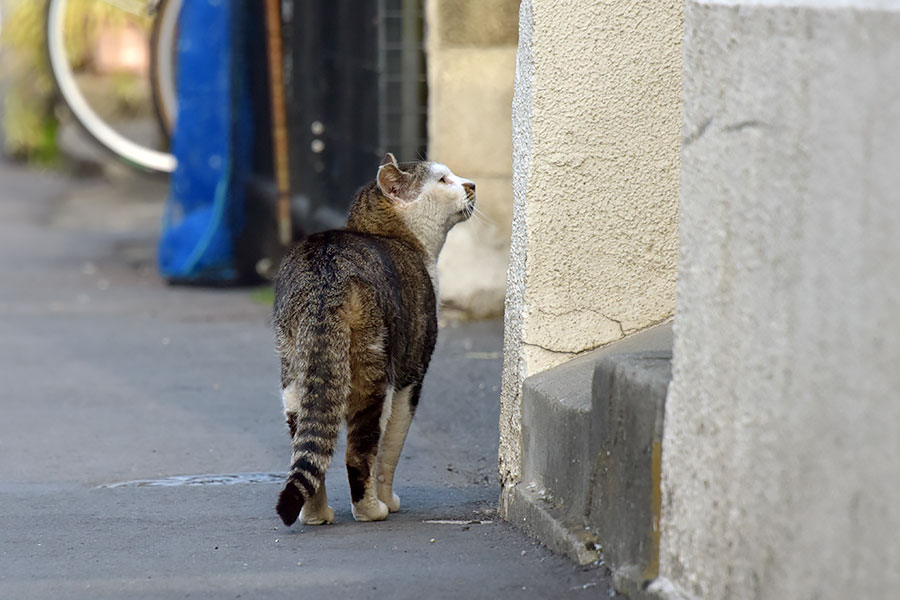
377;161;412;203
380;152;398;168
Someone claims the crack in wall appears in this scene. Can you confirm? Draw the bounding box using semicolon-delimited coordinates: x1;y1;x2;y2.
525;307;627;354
722;119;769;133
682;117;713;146
532;306;626;329
683;117;771;147
523;315;672;357
522;341;576;356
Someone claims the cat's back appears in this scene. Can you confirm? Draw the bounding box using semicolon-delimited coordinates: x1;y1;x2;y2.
274;229;432;327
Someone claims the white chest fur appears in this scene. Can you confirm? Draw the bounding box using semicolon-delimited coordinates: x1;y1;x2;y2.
426;260;439;304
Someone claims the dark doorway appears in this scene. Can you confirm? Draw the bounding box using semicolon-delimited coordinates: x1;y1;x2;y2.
282;0;427;233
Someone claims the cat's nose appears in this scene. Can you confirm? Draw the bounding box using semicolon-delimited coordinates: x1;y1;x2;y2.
463;182;476;194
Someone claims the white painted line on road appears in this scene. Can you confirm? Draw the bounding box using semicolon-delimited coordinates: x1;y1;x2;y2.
423;519;494;525
463;351;503;360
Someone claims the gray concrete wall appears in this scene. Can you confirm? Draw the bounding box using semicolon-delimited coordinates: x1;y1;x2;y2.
657;2;900;598
501;0;682;492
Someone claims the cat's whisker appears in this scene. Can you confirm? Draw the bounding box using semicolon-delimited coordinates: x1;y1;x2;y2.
466;211;492;232
468;205;495;230
473;205;493;223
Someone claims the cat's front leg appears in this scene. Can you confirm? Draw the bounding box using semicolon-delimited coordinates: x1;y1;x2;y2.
375;383;419;512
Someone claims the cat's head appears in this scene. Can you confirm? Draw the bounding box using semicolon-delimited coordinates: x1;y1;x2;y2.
346;153;477;259
376;153;477;234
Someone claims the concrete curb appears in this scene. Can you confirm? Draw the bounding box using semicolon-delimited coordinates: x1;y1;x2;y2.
503;483;600;565
506;322;673;587
592;353;672;595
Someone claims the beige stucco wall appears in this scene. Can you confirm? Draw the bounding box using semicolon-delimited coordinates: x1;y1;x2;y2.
656;2;900;598
500;0;682;487
427;0;519;319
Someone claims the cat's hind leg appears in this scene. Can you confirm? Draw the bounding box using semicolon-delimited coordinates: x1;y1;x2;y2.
346;385;392;522
375;383;419;512
276;333;347;527
288;368;335;527
300;483;335;525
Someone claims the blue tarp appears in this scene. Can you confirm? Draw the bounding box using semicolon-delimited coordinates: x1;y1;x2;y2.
158;0;252;283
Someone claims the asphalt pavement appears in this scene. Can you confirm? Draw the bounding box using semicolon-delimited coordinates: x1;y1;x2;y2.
0;162;616;599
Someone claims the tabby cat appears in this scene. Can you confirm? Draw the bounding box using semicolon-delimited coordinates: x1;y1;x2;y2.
273;153;476;526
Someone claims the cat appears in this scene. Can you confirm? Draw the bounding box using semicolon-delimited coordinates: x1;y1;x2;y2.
273;153;476;526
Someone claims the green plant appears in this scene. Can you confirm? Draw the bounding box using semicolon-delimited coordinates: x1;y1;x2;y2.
1;0;58;162
0;0;154;163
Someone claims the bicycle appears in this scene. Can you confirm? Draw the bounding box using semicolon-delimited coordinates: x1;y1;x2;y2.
45;0;182;173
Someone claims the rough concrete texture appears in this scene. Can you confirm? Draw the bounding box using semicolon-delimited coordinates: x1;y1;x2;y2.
522;361;594;522
508;324;672;565
504;484;601;567
501;0;682;489
0;161;623;599
427;0;519;319
657;2;900;599
522;324;674;521
499;0;534;497
591;354;671;595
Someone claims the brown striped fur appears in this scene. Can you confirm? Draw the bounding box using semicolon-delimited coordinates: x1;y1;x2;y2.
274;153;475;526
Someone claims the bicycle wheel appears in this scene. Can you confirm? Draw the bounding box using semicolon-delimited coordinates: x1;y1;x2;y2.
149;0;181;140
46;0;176;173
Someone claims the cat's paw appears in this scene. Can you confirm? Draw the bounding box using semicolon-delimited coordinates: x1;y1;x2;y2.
300;503;335;525
351;498;389;522
377;483;401;512
383;492;401;512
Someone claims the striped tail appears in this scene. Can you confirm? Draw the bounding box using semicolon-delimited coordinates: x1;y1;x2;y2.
276;313;351;526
